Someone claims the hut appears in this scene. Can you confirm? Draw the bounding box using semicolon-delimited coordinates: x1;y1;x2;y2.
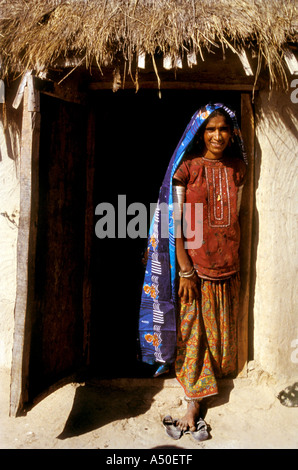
0;0;297;417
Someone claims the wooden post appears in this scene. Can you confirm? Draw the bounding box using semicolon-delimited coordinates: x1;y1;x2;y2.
238;93;255;377
10;84;40;416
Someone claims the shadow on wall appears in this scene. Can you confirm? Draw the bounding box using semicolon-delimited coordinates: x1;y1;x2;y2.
0;79;22;163
248;133;261;362
255;96;298;149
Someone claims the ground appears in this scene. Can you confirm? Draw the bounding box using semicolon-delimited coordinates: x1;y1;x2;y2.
0;364;297;451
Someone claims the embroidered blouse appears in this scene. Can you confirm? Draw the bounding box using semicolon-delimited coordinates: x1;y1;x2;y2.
173;155;247;280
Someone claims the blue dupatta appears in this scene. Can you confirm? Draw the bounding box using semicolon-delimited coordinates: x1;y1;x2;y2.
138;103;247;369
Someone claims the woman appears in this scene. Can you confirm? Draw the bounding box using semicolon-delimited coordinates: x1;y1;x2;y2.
138;103;247;440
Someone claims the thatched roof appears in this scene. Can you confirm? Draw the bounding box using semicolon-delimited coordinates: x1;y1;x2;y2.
0;0;297;89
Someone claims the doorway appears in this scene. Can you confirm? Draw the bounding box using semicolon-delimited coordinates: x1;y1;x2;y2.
11;86;251;415
89;89;242;378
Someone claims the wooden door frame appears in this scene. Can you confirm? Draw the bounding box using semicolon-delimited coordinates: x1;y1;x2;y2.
238;93;255;376
9;80;254;416
10;84;40;416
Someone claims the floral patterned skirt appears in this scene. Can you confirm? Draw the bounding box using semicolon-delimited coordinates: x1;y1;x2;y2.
175;273;240;399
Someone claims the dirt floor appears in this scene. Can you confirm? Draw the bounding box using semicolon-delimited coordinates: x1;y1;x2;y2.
0;364;297;451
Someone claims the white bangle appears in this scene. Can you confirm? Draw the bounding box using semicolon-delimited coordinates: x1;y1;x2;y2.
179;267;196;278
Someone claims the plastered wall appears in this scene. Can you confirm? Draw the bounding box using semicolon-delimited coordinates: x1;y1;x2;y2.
253;88;298;384
0;118;20;368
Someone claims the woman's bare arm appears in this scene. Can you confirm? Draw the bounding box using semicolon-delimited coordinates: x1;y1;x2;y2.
173;182;200;304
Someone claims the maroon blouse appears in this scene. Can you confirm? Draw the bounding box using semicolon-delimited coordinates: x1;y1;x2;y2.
173;155;247;280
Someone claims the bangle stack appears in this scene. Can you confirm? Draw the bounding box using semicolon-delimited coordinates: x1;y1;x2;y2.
179;266;196;278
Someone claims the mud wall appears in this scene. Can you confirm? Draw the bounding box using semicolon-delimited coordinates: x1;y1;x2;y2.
253;88;298;383
0;91;21;369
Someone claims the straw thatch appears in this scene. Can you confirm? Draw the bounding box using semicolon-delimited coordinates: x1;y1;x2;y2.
0;0;297;88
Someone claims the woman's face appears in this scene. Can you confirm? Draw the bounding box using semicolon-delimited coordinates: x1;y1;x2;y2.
203;115;232;159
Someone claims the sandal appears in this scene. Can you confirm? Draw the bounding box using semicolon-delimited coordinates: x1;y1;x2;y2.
162;415;183;440
190;417;209;441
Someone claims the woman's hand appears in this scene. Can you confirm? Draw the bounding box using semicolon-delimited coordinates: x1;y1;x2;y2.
178;274;200;304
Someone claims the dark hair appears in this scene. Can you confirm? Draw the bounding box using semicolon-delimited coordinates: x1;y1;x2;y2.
203;108;234;133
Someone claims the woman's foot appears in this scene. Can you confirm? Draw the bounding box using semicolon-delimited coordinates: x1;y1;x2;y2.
176;400;201;432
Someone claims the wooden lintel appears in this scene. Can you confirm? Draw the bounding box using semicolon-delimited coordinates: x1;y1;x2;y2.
89;81;258;92
40;83;87;105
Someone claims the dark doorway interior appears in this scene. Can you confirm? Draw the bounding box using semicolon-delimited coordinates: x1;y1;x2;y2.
90;89;241;378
